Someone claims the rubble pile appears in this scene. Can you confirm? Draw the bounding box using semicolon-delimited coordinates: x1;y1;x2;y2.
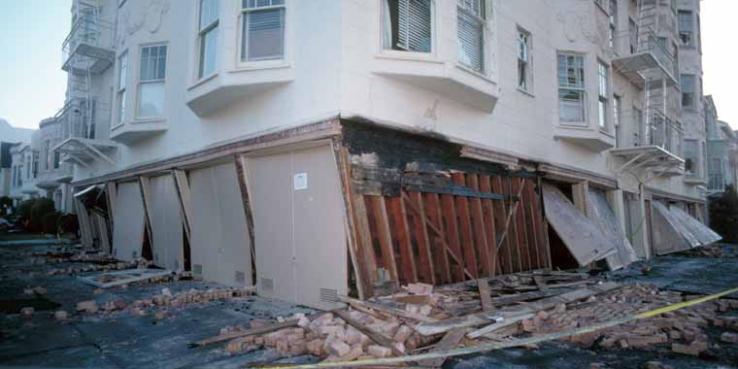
46;259;152;275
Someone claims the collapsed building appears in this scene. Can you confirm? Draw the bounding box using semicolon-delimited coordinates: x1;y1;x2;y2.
54;0;720;309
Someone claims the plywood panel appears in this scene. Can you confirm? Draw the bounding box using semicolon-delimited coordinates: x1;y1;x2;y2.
111;181;145;261
650;201;693;255
542;184;616;266
669;205;722;245
587;188;638;270
189;163;253;287
149;175;184;271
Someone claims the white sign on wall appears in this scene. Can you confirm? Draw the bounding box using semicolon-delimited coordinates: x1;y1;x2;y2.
293;172;308;190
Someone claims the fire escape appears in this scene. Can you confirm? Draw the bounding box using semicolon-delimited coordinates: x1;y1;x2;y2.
611;0;684;182
55;0;118;167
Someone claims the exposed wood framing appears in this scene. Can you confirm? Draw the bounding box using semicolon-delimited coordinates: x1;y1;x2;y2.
138;176;154;259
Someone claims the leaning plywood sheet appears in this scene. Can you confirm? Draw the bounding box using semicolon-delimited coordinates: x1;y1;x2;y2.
669;205;721;245
149;175;185;271
189;162;252;288
542;184;616;266
586;189;639;270
78;268;172;288
650;201;694;255
112;182;146;261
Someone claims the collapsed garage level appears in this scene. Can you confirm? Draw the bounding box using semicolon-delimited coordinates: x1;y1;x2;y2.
69;118;722;308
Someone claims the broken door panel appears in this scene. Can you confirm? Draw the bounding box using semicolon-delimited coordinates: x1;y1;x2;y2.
111;181;146;261
246;143;348;310
586;189;639;270
148;174;184;271
650;201;694;255
669;205;721;245
189;162;253;287
542;184;616;266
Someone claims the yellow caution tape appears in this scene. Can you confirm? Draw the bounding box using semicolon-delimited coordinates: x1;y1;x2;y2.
253;286;738;369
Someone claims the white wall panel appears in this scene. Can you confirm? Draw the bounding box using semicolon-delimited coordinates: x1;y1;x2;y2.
149;174;184;271
112;181;146;261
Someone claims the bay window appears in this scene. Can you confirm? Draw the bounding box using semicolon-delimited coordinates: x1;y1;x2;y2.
382;0;433;53
116;51;128;124
241;0;285;62
137;44;167;118
198;0;219;78
457;0;486;73
597;61;609;130
557;53;586;123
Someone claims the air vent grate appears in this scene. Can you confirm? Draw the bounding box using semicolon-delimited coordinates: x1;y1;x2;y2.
320;288;338;303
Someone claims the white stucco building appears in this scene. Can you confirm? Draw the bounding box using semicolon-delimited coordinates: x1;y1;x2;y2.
54;0;720;308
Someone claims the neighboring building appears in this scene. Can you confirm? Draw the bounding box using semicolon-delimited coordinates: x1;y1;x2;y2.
8;138;42;203
0;119;35;198
36;117;75;212
705;110;738;193
54;0;719;308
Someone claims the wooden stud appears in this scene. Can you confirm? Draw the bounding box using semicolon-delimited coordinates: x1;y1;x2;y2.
490;176;513;274
451;173;479;279
440;194;466;281
506;177;523;272
387;196;418;284
369;196;399;286
423;193;452;283
403;191;436;285
536;176;553;269
466;174;493;277
521;179;541;269
478;175;499;276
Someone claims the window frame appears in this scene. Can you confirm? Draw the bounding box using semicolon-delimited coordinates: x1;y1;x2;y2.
136;43;168;120
680;73;696;109
115;50;128;127
516;27;533;93
456;0;490;75
239;0;287;65
557;52;587;125
677;9;694;48
597;60;610;131
197;0;219;80
381;0;435;55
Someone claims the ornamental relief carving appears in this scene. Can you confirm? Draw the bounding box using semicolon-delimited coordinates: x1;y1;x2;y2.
117;0;171;48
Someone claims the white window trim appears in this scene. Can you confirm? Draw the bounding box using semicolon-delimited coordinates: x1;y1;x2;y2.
557;52;587;126
113;50;128;130
197;0;219;81
597;60;610;132
516;26;533;95
455;0;493;77
135;43;168;121
236;0;288;69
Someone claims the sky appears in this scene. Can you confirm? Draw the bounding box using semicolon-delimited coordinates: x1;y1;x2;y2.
0;1;737;130
702;0;738;128
0;0;71;130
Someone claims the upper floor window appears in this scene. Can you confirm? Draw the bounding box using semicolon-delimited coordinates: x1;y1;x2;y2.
241;0;286;62
117;51;128;124
608;0;617;48
597;61;609;130
678;10;694;47
683;139;699;176
680;74;695;108
517;28;532;92
628;18;637;54
557;53;585;124
198;0;219;78
382;0;432;53
137;45;167;118
457;0;486;73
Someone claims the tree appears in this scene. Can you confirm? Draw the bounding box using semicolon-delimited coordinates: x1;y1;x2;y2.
709;185;738;243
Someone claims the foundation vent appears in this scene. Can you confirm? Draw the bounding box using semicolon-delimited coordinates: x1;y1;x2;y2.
192;264;203;276
320;288;338;303
235;271;246;284
261;277;274;292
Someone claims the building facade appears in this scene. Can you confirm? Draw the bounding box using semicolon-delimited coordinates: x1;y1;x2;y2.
55;0;719;308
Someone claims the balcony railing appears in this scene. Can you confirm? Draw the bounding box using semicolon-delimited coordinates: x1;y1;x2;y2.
61;8;114;74
54;98;101;142
617;109;682;156
611;28;678;84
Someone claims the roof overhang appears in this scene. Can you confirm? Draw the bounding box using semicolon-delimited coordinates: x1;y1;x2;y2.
54;137;118;166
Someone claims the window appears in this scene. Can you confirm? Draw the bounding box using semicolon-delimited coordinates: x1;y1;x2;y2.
241;0;286;62
32;151;38;178
628;18;637;54
678;10;693;47
608;0;617;48
517;28;532;91
597;61;609;130
680;74;695;108
53;151;60;169
137;45;167;118
117;52;128;124
43;140;50;170
457;0;486;73
382;0;432;53
198;0;219;78
683;139;699;175
557;53;586;123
